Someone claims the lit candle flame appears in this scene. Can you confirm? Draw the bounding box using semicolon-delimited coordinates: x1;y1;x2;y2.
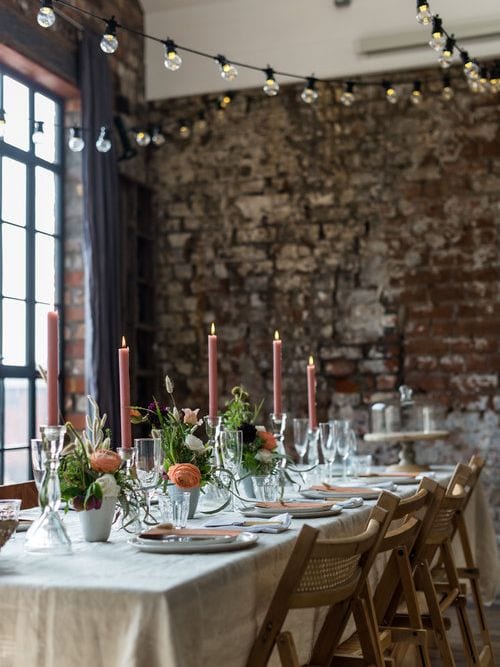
210;322;216;335
308;355;314;366
274;330;280;340
121;336;127;348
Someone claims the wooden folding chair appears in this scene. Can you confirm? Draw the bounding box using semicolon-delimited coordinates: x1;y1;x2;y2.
334;477;443;667
246;491;399;667
432;456;495;666
0;481;38;509
392;464;486;667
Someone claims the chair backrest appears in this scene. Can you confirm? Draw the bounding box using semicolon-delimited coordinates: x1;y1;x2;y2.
246;491;399;667
0;481;38;509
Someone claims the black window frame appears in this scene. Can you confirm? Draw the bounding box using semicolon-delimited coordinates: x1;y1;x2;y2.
0;63;64;484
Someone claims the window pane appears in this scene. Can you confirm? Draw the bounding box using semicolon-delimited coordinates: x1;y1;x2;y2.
2;224;26;299
4;449;30;484
1;157;26;226
35;233;55;304
4;378;29;449
2;298;26;365
3;76;29;152
36;377;48;428
34;93;57;164
35;167;56;234
35;302;50;367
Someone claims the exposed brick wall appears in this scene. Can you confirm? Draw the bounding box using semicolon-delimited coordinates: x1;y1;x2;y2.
147;73;500;530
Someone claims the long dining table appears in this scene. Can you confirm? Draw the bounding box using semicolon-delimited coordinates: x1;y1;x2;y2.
0;469;498;667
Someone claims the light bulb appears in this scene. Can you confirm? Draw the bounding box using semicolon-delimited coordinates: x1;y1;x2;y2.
438;36;455;69
179;121;191;139
410;81;423;105
216;55;238;81
468;79;481;94
96;126;112;153
490;76;500;94
68;126;85;152
194;112;208;133
416;1;432;25
461;52;479;80
164;39;182;71
441;76;454;101
339;81;355;107
100;17;118;54
428;16;445;51
32;120;44;143
37;0;56;28
135;130;151;147
263;68;279;96
301;77;318;104
218;93;234;110
383;82;398;104
0;109;5;140
151;127;166;147
478;68;491;93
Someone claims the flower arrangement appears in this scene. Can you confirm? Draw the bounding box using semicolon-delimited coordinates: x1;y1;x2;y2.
131;376;213;490
222;386;280;475
59;396;145;528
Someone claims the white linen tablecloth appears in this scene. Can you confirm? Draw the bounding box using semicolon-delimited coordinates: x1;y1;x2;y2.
0;473;497;667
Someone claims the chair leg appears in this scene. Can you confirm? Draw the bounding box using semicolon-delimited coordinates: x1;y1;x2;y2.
352;596;385;667
417;560;456;667
277;632;300;667
441;541;481;666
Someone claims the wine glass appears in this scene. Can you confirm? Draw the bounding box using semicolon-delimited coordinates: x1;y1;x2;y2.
331;420;351;481
293;418;309;465
319;422;337;483
30;438;46;494
220;430;243;510
134;438;161;519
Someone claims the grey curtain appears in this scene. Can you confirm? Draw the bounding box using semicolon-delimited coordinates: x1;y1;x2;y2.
80;31;123;440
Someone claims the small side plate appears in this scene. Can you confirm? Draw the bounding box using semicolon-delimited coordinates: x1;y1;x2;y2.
128;531;258;554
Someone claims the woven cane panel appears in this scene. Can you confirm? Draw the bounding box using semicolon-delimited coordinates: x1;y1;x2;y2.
296;554;360;593
432;508;455;535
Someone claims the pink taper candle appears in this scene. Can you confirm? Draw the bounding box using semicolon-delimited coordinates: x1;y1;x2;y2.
208;322;218;418
273;330;282;415
47;310;59;425
118;337;132;449
307;355;317;430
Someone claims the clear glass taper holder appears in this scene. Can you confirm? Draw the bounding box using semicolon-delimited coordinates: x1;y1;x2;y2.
25;425;72;555
116;446;142;532
270;412;287;456
204;416;222;466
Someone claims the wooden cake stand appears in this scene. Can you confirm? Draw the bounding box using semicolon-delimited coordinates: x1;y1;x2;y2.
363;430;450;472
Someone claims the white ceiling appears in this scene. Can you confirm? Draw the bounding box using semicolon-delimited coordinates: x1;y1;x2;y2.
141;0;500;100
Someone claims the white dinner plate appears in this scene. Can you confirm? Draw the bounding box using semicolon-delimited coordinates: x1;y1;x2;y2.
241;505;342;519
128;532;258;554
136;533;237;547
358;476;419;486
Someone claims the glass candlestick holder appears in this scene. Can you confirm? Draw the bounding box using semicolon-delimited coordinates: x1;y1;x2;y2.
25;425;72;555
204;416;222;466
270;412;287;461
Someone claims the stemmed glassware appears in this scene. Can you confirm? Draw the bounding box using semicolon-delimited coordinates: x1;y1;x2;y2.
293;418;309;465
219;429;243;511
270;412;287;458
204;415;222;465
25;425;72;554
134;437;162;519
331;420;354;481
319;422;337;483
30;438;46;492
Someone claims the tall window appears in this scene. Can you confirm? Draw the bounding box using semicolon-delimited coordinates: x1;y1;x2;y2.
0;67;63;483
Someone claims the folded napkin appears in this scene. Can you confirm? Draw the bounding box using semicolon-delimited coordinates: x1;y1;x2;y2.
203;513;292;533
139;524;241;540
254;501;334;511
311;484;380;495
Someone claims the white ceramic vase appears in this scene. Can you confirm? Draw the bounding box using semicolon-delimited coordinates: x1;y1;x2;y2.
78;497;117;542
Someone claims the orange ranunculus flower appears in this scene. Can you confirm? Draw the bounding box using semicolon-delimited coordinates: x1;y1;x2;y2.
90;450;122;474
168;463;201;489
259;430;277;451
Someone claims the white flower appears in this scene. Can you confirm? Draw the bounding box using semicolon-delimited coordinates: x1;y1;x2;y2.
255;425;266;432
185;434;205;452
96;474;120;498
255;449;273;463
